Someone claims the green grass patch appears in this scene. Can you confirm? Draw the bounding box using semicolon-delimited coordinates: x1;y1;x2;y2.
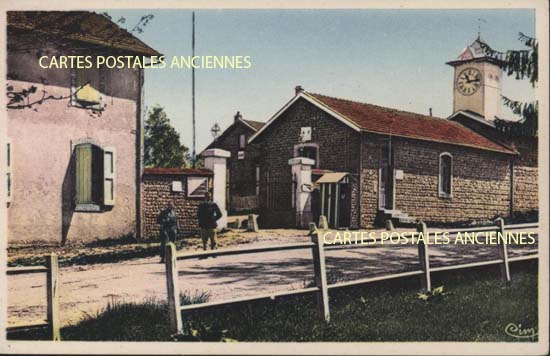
9;261;538;342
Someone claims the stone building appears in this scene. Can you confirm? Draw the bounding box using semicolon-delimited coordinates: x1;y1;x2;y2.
205;112;264;213
217;37;538;228
5;11;160;243
140;168;213;238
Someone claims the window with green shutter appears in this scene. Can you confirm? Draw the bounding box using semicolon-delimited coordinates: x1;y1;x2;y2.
74;143;116;209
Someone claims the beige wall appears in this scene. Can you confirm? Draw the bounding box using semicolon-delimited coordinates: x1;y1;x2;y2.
7;78;140;243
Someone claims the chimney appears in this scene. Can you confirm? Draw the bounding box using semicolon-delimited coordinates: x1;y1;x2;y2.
429;108;433;117
295;85;304;96
234;111;242;122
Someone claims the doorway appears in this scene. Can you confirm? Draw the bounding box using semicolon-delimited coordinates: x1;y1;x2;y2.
317;173;352;229
378;140;395;210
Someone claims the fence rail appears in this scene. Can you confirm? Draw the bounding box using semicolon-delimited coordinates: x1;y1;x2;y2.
164;219;539;335
6;253;60;341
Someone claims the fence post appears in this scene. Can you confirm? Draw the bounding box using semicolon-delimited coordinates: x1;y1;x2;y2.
247;214;259;232
165;243;183;334
496;218;511;282
308;222;317;235
46;253;60;341
310;232;330;322
318;215;329;230
417;221;431;291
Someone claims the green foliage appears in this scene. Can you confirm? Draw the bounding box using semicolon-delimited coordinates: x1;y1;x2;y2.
180;290;211;306
144;105;189;168
417;285;451;301
479;33;538;136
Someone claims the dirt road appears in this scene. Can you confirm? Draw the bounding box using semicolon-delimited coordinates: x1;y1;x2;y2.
7;228;538;327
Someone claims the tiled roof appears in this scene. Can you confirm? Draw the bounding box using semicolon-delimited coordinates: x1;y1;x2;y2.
8;11;161;56
446;38;504;66
144;167;212;176
305;92;515;154
242;119;265;131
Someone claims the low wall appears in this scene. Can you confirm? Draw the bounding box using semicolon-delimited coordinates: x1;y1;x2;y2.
141;168;212;238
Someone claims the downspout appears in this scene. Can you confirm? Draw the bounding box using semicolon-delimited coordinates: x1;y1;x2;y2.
358;131;364;228
136;68;144;239
509;155;515;217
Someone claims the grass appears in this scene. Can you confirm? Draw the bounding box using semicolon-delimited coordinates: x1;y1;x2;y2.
8;261;538;342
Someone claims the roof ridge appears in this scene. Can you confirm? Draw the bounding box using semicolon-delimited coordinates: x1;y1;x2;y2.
242;118;265;124
306;91;448;122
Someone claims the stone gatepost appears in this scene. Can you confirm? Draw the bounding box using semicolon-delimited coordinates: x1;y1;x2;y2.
201;148;231;229
288;157;315;228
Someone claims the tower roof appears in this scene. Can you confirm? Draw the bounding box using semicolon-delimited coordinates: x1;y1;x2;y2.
446;37;504;66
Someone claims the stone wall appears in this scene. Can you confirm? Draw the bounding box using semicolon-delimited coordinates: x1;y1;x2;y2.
512;138;538;214
141;172;212;238
447;114;538;216
253;97;361;227
360;132;514;227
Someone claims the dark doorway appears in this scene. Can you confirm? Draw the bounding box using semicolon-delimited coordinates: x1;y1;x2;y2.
338;183;351;228
379;140;395;210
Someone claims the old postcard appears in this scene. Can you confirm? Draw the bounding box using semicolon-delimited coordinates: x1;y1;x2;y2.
0;0;548;355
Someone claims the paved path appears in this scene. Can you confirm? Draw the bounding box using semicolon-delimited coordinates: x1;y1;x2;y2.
7;229;538;327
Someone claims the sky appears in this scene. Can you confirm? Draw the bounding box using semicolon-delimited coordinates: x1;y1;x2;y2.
104;9;536;153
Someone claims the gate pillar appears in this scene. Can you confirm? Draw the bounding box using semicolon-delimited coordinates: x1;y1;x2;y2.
202;148;231;229
288;157;315;228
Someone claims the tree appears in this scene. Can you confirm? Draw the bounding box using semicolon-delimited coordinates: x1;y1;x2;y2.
480;33;538;137
144;106;189;168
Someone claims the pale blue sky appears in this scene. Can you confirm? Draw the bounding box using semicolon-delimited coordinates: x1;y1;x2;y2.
105;9;535;152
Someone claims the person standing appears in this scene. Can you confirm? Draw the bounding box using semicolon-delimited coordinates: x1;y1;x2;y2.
158;202;178;263
197;192;222;250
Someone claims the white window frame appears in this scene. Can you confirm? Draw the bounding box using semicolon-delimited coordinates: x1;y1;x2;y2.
293;142;320;168
255;165;260;196
438;152;453;198
6;140;12;203
103;147;116;206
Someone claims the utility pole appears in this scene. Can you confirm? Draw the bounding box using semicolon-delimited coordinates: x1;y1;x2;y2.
192;11;196;167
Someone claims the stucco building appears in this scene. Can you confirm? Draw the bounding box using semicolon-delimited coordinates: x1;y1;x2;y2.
212;38;538;228
6;11;160;243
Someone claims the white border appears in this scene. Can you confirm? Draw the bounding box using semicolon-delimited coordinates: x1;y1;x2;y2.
1;1;548;356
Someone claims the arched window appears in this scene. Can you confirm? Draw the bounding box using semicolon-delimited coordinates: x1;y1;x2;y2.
439;152;452;198
74;142;115;210
293;143;319;168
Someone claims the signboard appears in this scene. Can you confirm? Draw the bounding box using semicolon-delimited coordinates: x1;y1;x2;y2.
187;177;208;197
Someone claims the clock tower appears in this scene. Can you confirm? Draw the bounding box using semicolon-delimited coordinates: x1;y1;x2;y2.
447;37;504;121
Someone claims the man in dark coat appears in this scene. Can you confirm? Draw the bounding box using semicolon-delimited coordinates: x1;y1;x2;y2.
197;192;222;250
158;202;178;262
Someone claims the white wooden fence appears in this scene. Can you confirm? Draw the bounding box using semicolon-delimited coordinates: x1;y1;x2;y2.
6;253;60;341
164;218;538;335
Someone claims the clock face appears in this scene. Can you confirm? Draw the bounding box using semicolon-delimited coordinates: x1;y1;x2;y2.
456;67;482;96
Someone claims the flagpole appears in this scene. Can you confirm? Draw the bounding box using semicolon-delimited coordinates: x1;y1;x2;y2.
192;11;196;168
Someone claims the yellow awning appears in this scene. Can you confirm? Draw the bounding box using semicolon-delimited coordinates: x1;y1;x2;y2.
76;84;101;104
316;172;348;184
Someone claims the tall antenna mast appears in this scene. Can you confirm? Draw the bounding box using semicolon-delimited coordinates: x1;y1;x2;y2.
192;11;196;168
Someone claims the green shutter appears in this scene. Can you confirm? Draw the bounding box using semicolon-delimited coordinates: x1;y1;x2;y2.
76;144;92;204
103;147;115;206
